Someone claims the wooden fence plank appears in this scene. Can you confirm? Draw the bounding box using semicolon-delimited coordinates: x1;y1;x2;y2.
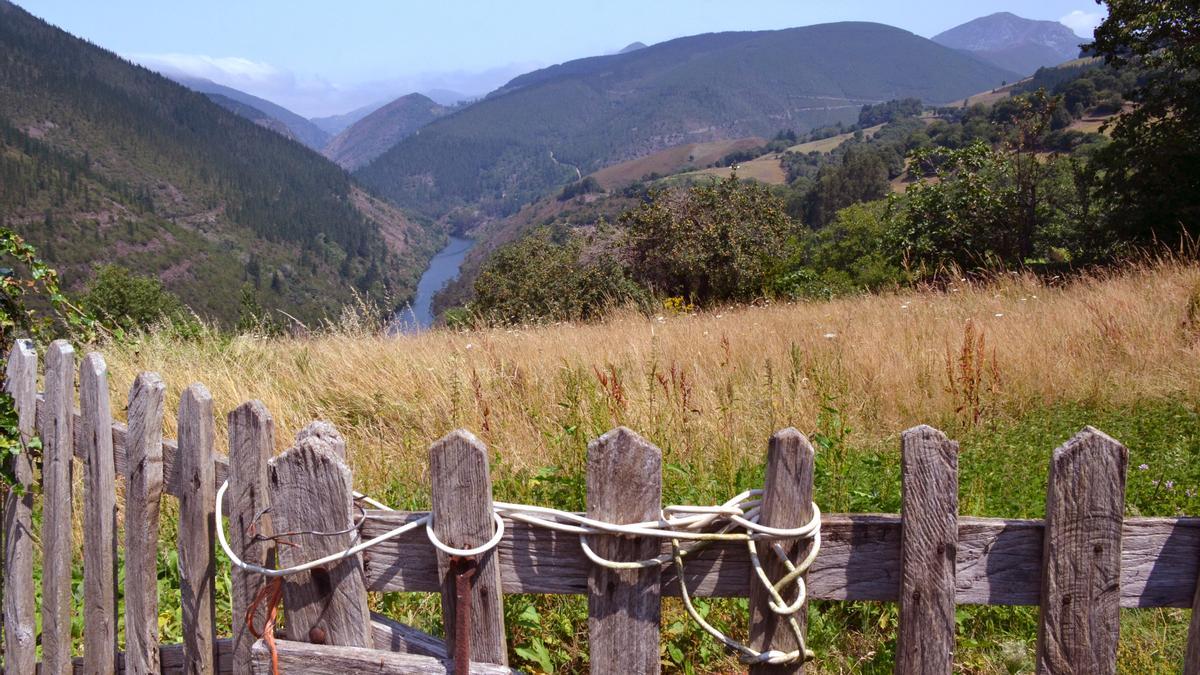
360;513;1200;607
124;372;167;674
269;433;371;646
81;352;118;674
749;428;815;675
250;639;518;675
586;427;662;674
1036;427;1127;674
895;425;959;674
39;339;75;673
429;429;507;666
178;383;218;673
228;400;275;675
369;611;448;658
3;339;37;673
35;395;231;500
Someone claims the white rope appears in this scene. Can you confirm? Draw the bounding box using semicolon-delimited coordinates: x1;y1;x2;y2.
214;480;821;665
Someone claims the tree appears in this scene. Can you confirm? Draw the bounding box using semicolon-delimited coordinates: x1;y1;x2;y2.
804;145;890;227
622;174;797;303
1091;0;1200;244
80;265;187;331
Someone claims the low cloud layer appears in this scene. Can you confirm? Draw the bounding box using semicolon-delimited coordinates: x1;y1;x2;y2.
129;51;539;117
1060;9;1105;38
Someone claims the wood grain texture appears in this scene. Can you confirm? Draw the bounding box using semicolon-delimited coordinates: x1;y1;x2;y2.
296;420;346;460
81;352;118;674
749;428;815;675
429;429;508;666
228;400;275;675
40;340;75;674
34;395;231;500
42;637;236;674
124;372;167;675
360;512;1200;607
249;639;518;675
177;383;218;673
895;425;959;674
369;611;448;658
3;339;36;673
586;427;662;674
1036;427;1127;675
269;435;371;647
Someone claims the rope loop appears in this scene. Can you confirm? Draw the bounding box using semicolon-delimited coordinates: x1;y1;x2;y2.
214;480;821;666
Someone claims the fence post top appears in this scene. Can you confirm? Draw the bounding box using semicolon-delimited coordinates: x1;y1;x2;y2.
132;371;165;391
902;424;952;442
229;399;272;421
47;337;73;354
588;426;658;452
181;382;212;403
82;351;106;373
270;435;353;480
431;428;486;453
1052;426;1127;465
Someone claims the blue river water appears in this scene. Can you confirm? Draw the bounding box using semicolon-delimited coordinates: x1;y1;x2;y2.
393;235;474;333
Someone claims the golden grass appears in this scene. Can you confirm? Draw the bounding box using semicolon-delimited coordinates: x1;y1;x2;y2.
96;262;1200;498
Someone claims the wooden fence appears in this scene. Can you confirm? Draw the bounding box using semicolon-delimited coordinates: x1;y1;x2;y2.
3;339;1200;673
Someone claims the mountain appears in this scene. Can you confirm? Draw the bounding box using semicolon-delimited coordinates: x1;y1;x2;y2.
932;12;1083;76
355;22;1018;220
311;101;386;136
422;89;475;106
618;41;647;54
322;93;448;170
0;0;439;325
173;76;331;150
205;93;298;141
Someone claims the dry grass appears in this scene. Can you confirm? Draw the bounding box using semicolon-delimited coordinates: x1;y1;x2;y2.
97;262;1200;498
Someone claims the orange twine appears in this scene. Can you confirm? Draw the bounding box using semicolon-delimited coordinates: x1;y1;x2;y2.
247;577;284;675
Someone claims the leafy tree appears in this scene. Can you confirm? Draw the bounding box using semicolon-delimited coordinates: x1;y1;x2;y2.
80;265;188;332
804;145;890;227
1091;0;1200;243
622;175;797;303
472;226;645;324
773;200;905;298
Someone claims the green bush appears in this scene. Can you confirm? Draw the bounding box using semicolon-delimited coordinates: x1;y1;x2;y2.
80;265;191;332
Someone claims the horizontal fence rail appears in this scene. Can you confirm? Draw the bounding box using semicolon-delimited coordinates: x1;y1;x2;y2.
4;340;1200;675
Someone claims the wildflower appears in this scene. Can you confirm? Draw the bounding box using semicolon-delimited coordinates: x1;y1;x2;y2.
1166;480;1176;490
1187;488;1196;498
465;343;475;350
823;332;837;339
1152;479;1160;486
994;313;1004;318
1138;463;1149;471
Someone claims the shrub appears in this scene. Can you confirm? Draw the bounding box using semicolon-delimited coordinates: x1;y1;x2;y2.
80;264;190;332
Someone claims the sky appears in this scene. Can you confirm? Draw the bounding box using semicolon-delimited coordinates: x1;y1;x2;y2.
16;1;1108;117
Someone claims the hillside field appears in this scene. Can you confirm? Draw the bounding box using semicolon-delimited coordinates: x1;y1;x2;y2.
93;261;1200;672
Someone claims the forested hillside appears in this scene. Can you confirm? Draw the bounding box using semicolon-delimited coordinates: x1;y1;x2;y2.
355;22;1016;220
323;93;447;170
0;0;440;325
175;76;332;150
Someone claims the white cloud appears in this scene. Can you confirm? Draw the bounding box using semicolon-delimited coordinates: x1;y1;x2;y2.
1060;10;1105;38
130;53;291;87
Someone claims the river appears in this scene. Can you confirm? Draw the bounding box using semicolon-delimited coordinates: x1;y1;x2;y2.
393;235;474;333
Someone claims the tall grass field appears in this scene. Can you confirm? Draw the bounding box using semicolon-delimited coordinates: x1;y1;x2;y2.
76;261;1200;672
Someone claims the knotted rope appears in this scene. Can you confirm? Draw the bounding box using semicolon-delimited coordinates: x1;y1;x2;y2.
215;482;821;665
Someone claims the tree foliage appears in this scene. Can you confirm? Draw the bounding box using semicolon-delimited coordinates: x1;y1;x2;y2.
1091;0;1200;243
622;175;796;303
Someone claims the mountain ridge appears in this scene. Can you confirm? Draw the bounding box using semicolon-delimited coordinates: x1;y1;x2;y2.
933;12;1083;75
322;92;448;170
356;21;1018;220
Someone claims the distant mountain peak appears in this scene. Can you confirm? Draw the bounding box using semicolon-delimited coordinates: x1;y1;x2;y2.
933;13;1082;75
618;41;647;54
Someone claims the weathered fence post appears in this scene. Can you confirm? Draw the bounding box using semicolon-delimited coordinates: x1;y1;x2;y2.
125;372;167;674
1036;427;1127;674
895;425;959;674
81;352;118;674
270;431;371;646
40;339;75;673
587;427;662;674
749;428;815;675
430;429;508;666
3;340;36;673
229;400;276;674
178;383;218;672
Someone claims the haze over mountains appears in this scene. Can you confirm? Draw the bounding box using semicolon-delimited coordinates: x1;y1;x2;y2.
0;0;437;324
0;1;1090;325
354;22;1018;220
933;12;1083;75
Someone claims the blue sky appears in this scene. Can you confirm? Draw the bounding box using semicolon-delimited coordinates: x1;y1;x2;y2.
16;1;1107;117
